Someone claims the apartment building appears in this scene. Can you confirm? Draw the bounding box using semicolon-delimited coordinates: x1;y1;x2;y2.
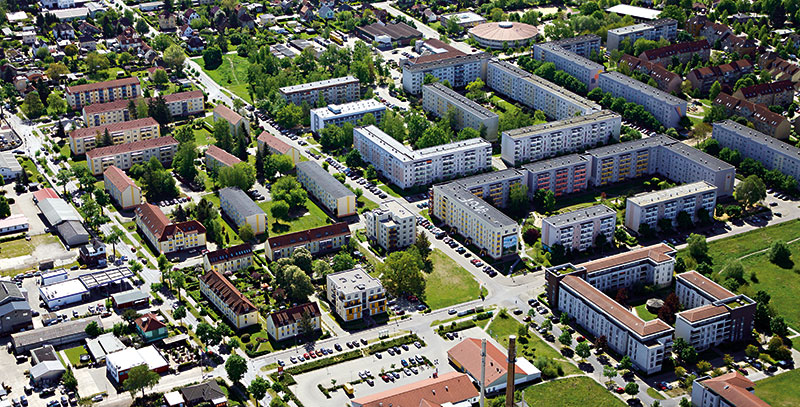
202;243;253;274
576;243;676;292
326;267;386;322
655;141;735;197
65;77;141;109
86;136;179;175
501;110;620;166
82;91;205;127
486;59;601;121
353;125;491;189
401;52;491;94
265;222;350;261
675;271;756;351
279;76;360;107
199;269;258;329
607;18;678;50
296;161;357;217
691;373;769;407
212;104;249;137
549;35;601;58
266;302;321;341
134;203;206;254
257;132;301;165
618;55;682;93
205;145;241;173
713;92;791;140
103;165;141;210
542;204;616;252
364;200;416;251
597;72;687;128
309;100;386;134
712;120;800;182
522;154;590;196
639;40;711;67
732;80;794;106
625;182;718;233
685;59;753;93
219;187;267;235
430;170;522;259
422;82;499;140
532;42;605;89
69;117;160;155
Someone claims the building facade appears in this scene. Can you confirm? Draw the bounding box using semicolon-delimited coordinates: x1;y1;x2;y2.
541;204;616;252
82;91;204;127
279;76;360;107
199;269;259;329
402;52;491;94
202;243;253;274
691;373;769;407
103;165;141;210
134;203;206;254
625;181;717;233
731;80;794;106
309;99;386;134
218;187;267;235
265;223;351;261
606;18;678;51
69;117;160;155
212;104;249;137
265;302;321;341
532;42;605;90
0;281;32;335
296;161;357;217
86;136;179;175
422;82;499;140
712;120;800;182
326;267;386;322
522;154;590;197
364;200;416;251
65;77;141;109
597;72;687;129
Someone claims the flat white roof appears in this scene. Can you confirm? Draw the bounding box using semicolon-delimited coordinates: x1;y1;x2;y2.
107;345;167;372
311;99;385;119
355;125;490;163
628;181;717;206
39;279;88;301
606;4;661;20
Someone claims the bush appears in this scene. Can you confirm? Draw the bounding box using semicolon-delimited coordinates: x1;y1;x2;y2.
241;333;251;343
366;334;424;354
437;320;476;336
284;350;362;375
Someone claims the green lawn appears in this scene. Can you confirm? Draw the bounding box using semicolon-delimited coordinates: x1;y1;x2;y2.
736;240;800;330
64;345;88;366
522;377;626;407
0;235;61;259
424;249;481;310
18;157;45;184
357;196;378;214
646;387;666;400
259;198;331;236
378;184;402;198
633;303;658;321
192;55;252;102
755;368;800;407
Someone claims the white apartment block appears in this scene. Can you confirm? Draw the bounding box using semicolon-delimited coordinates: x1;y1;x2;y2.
309;100;386;134
266;303;321;341
549;35;602;58
82;91;204;127
202;244;253;274
625;181;717;233
430;170;523;259
532;42;605;90
326;267;387;322
541;204;616;252
597;72;687;128
364;200;416;251
85;136;179;175
712;120;800;182
582;243;676;292
691;373;768;407
279;76;360;107
402;52;491;94
501;110;621;166
65;77;141;109
353;125;491;189
422;82;499;140
69;117;160;155
607;18;678;51
486;60;601;121
522;154;590;197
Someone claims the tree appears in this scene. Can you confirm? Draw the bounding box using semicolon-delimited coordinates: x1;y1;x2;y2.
558;330;572;346
22;92;45;118
0;197;10;219
603;365;617;380
708;81;722;99
86;52;110;73
624;382;640;398
532;189;556;213
734;175;766;208
173;305;186;324
85;321;102;337
745;344;760;359
770;316;788;336
298;310;315;337
523;228;541;245
284;266;314;301
292;247;313;273
270;199;290;221
148;96;172;126
687;233;708;261
619;355;633;371
378;248;426;298
173;142;198;182
203;46;223;70
46;93;67;116
414;232;432;263
152;68;169;86
103;228;122;259
123;365;160;400
768;241;791;265
249;376;270;401
225;354;248;383
197;322;221;344
465;78;487;102
62;367;78;392
575;342;590;360
331;252;356;272
218;162;256;191
509;184;529;215
271;176;307;208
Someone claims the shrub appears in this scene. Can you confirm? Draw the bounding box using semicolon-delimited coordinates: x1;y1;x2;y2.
241;333;251;343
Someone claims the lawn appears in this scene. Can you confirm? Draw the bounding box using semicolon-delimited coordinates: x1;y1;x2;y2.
192;55;252;102
736;241;800;330
633;303;658;321
357;196;378;213
378;184;402;198
755;368;800;407
259;198;331;236
64;345;88;366
0;235;61;259
522;377;626;407
18;157;45;184
424;249;481;310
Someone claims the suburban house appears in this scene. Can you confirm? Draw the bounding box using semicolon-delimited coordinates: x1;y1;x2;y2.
134;313;168;342
158;11;177;30
179;381;227;407
199;269;259;329
265;302;321;341
78;239;107;267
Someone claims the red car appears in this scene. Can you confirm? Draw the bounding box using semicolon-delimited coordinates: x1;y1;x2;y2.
303;353;309;359
577;336;586;342
615;387;624;394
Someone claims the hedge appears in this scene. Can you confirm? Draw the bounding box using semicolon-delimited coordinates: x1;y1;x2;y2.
366;334;425;354
437;320;476;336
284;350;363;375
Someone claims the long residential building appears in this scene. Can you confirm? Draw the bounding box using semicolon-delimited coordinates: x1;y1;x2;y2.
541;204;616;252
69;117;160;155
326;267;386;322
199;269;258;329
81;91;205;126
713;92;791;140
296;161;356;217
712;120;800;182
675;271;755;351
430;170;523;259
353;125;492;189
625;182;717;233
532;42;605;90
279;76;360;106
257;132;301;165
265;223;350;261
522;154;590;197
618;55;682;93
606;18;678;51
364;200;416;251
486;59;601;121
205;145;241;172
421;82;499;140
685;59;754;93
65;77;141;109
597;71;687;128
401;52;491;94
549;35;601;57
219;187;267;235
202;243;253;274
500;110;620;166
103;165;141;210
309;100;386;134
639;40;711;67
732;80;794;106
134;203;205;254
86;136;179;175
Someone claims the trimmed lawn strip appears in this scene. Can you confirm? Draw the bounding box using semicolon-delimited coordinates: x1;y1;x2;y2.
755;368;800;407
424;249;481;310
284;350;362;375
523;376;626;407
737;241;800;330
633;303;658;322
647;387;666;400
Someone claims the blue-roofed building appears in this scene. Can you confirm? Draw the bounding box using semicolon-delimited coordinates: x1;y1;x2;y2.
219;187;267;235
202;243;253;274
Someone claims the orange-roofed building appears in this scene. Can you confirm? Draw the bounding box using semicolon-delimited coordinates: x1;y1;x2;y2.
691;372;769;407
448;337;540;393
350;372;479;407
134;203;206;254
103;165;141;209
212;104;249;137
257;132;301;164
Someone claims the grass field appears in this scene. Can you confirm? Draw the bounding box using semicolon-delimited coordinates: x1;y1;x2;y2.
259;198;331;236
0;235;61;259
192;54;252;102
64;345;88;366
755;368;800;407
487;312;580;375
633;303;658;321
424;249;481;310
522;377;626;407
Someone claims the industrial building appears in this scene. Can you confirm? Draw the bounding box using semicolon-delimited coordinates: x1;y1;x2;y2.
296;161;357;217
38;267;133;309
309;99;386;134
106;345;168;383
422;82;499;140
12;316;103;353
541;204;616;252
0;281;32;335
625;182;718;233
364;200;416;251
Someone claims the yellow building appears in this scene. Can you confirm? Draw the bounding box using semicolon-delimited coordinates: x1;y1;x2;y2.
103;165;141;210
65;77;141;109
202;243;253;274
256;131;301;165
326;267;386;322
199;269;259;329
134;203;206;254
70;117;160;155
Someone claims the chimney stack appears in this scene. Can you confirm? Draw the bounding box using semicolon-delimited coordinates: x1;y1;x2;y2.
479;339;486;407
505;335;517;407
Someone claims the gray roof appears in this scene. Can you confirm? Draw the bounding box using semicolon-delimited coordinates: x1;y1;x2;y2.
79;267;133;289
31;345;58;364
628;181;717;206
110;290;149;305
38;198;82;226
523;154;589;172
436;183;517;228
85;333;125;360
0;301;31;318
296;161;355;200
56;220;90;246
608;23;654;35
454;168;526;188
535;42;604;70
544;204;615;227
219;187;265;218
404;52;491;73
715;120;800;159
551;34;601;47
587;134;670;158
600;71;686;105
663;140;734;170
279;75;358;94
180;381;226;403
12;316;102;349
423;82;498;120
0;152;22;172
503;110;619;139
0;280;25;305
29;360;65;381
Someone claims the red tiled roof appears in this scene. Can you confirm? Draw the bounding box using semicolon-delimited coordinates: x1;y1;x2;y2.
135;312;166;332
641;40;710;60
736;80;794;98
205;243;252;265
580;244;674;274
82;98;131;115
66;77;140;94
162;90;203;103
268;302;320;327
447;338;530;386
257;131;292;154
699;373;769;407
103;165;137;191
213;104;243;124
70;117;158;140
135;203;205;242
678;303;728;322
266;222;350;250
350;372;478;407
678;271;735;301
33;188;59;202
200;269;257;315
86;136;178;160
205;145;241;167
